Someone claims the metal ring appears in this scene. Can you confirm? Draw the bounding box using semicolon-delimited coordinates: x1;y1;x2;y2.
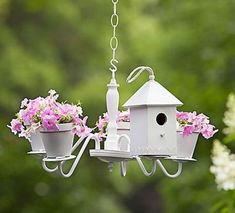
110;37;118;50
111;14;119;27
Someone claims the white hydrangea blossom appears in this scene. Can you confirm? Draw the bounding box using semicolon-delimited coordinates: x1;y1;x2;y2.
210;140;235;190
223;93;235;135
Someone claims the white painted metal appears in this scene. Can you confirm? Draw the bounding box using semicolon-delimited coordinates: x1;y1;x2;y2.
156;160;183;178
42;161;58;173
41;136;86;172
105;81;120;151
29;130;45;152
59;134;100;178
89;149;131;163
117;122;130;136
104;0;121;151
176;131;199;158
27;150;46;155
43;155;76;162
135;156;157;176
127;66;155;83
166;156;197;162
40;123;74;158
71;136;86;153
124;77;183;107
120;161;127;177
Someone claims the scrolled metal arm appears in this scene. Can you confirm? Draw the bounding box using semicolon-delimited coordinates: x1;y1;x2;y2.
118;134;130;177
42;161;58;173
135;156;157;176
120;161;127;177
156;160;183;178
71;136;87;153
59;134;100;178
41;136;87;173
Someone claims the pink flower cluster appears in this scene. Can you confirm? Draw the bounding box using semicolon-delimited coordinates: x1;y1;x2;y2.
96;110;130;140
176;111;218;139
8;90;92;140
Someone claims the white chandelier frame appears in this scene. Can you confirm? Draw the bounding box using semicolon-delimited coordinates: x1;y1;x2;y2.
40;133;184;178
29;0;196;179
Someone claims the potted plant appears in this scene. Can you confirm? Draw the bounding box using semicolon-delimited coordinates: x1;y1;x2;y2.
96;109;130;141
8;90;92;158
8;96;48;153
176;111;218;159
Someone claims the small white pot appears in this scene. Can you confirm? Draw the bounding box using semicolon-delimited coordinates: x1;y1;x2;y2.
176;130;199;158
40;123;74;158
117;122;130;136
29;130;45;152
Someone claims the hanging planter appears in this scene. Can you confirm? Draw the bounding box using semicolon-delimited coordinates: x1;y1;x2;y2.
96;110;130;141
8;98;45;153
95;110;130;151
176;111;218;159
176;129;199;158
40;123;74;158
29;130;45;153
117;121;130;137
8;90;92;158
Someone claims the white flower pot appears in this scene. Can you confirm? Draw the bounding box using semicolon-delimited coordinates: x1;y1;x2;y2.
29;130;45;152
176;130;199;158
117;122;130;136
40;123;74;158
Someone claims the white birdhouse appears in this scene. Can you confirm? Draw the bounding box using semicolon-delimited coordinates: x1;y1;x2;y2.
123;66;183;157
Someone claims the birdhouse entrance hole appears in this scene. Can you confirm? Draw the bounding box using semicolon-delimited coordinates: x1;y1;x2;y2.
156;113;167;125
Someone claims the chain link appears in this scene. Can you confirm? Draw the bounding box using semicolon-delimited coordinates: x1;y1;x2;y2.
109;0;119;80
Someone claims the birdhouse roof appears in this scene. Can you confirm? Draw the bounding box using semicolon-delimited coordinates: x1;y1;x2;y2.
123;80;183;107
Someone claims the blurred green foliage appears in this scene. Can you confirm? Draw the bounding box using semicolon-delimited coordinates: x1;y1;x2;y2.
0;0;235;212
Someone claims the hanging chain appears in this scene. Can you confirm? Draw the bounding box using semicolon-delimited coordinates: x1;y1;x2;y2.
109;0;119;81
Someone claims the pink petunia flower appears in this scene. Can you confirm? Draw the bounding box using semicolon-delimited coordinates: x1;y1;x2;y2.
9;89;90;139
176;111;189;120
201;124;218;139
182;125;195;137
96;110;130;141
72;116;92;137
8;119;24;135
177;111;218;139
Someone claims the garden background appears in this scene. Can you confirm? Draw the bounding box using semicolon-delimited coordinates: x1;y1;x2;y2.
0;0;235;212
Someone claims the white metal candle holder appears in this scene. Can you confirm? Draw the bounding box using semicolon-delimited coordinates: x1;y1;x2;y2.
29;0;198;178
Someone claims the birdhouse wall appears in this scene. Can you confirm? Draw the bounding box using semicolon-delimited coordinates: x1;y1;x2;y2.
147;106;177;156
129;106;177;156
129;107;148;156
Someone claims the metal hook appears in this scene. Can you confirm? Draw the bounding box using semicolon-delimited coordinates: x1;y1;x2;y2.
109;59;118;72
